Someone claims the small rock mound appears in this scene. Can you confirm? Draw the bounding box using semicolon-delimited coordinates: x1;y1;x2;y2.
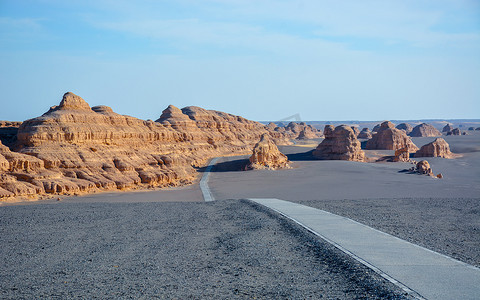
393;147;410;162
357;128;372;139
416;160;433;176
446;128;461;136
247;134;290;170
396;123;413;134
409;123;441;137
365;121;418;152
442;124;453;132
313;125;365;162
414;138;453;158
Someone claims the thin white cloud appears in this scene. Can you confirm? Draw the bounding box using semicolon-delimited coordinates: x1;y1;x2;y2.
85;0;480;56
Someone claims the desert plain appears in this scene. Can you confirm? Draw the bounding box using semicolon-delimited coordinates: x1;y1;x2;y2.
0;93;479;299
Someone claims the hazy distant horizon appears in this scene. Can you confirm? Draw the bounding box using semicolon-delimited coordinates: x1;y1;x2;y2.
1;1;479;121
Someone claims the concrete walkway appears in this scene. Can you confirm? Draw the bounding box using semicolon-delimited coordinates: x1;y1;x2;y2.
248;198;480;300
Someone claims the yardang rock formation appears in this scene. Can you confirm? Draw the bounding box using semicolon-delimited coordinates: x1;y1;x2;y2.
365;121;418;152
414;138;454;158
1;92;298;200
409;123;441;137
247;134;290;170
313;125;365;162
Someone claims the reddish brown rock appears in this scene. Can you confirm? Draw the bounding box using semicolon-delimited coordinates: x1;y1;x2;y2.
416;160;433;176
414;138;453;158
313;125;365;162
357;128;372;139
393;147;410;162
247;134;289;170
442;124;453;132
409;123;441;137
396;123;413;134
446;128;461;136
365;121;418;152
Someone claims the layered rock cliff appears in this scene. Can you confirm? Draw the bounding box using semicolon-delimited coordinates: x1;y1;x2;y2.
1;92;293;200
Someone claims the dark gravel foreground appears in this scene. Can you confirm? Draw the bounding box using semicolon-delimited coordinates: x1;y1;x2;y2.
297;197;480;267
0;200;412;299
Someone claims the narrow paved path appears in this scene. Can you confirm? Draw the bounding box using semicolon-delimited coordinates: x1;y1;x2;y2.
248;198;480;300
200;157;480;300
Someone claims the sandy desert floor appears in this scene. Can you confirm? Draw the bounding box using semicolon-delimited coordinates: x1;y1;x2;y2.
1;132;478;298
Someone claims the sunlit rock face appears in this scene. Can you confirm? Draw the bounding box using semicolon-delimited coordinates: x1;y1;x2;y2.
3;92;296;200
313;125;365;162
247;134;290;170
365;121;418;152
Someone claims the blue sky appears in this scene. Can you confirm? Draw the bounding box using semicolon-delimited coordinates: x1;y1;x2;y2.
1;0;479;121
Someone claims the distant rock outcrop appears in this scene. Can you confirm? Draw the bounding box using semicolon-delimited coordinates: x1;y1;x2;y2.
396;123;413;134
264;122;321;141
414;138;453;158
409;123;441;137
365;121;418;152
313;125;365;162
247;134;290;170
442;124;453;132
286;122;322;140
446;128;461;136
357;128;372;139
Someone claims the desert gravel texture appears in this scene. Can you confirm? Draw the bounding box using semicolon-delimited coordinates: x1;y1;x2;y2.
0;200;412;299
209;133;480;267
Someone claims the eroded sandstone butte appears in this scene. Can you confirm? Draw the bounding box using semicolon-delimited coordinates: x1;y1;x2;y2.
313;125;365;162
247;134;290;170
396;123;413;135
1;92;293;200
415;138;454;158
446;128;461;136
442;124;453;132
409;123;441;137
365;121;418;152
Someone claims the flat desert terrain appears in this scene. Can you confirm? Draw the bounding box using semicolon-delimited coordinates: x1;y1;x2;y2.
1;132;478;299
209;132;480;267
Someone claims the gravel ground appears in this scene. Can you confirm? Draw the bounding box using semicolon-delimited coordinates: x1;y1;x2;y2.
0;200;412;299
296;197;480;267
